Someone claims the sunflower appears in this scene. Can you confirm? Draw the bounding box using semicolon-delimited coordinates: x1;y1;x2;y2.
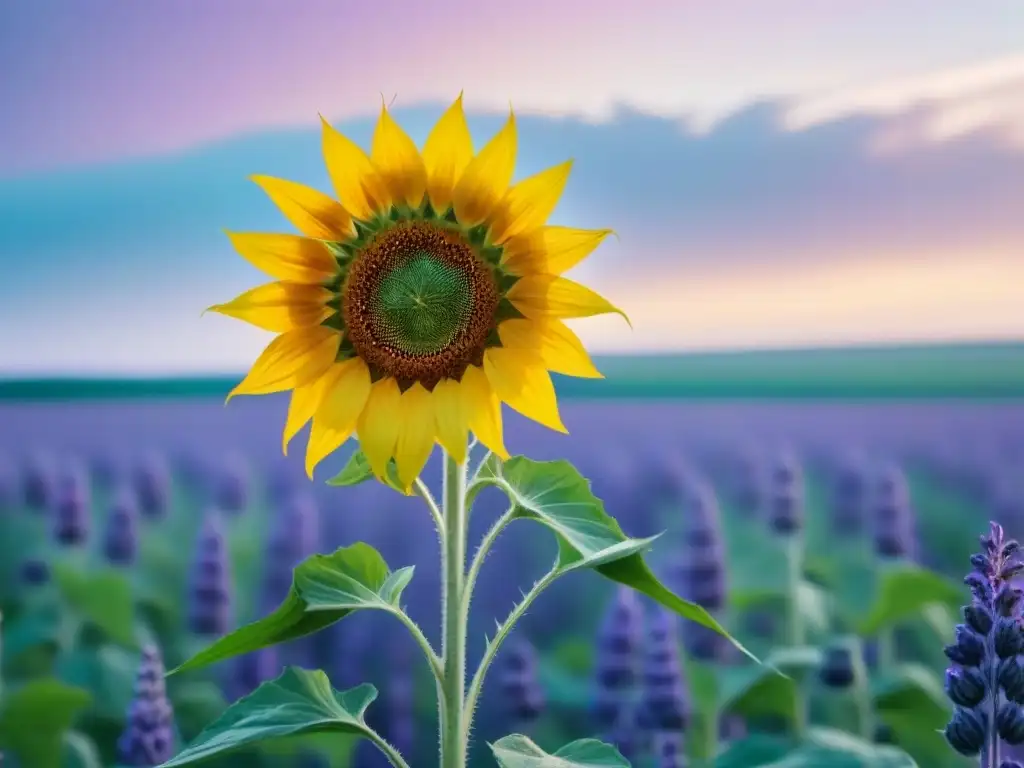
209;94;625;490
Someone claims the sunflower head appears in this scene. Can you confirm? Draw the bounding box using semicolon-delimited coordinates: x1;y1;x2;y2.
208;95;626;491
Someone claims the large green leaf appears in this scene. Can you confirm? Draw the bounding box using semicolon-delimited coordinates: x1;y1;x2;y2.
159;668;382;767
871;663;954;767
53;564;137;647
169;543;413;675
719;646;823;728
0;679;92;768
714;733;795;767
490;734;630;767
758;727;919;767
478;455;756;661
859;565;963;635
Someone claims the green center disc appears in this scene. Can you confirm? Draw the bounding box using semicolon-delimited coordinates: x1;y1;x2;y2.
370;252;474;356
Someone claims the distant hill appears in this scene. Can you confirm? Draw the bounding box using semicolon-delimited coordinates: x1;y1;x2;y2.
1;341;1022;400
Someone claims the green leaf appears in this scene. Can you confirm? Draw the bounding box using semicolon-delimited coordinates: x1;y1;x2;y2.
479;455;757;662
62;730;104;768
159;668;382;767
759;727;919;767
0;679;92;768
871;663;953;767
490;734;630;767
169;543;413;675
719;646;823;728
53;564;137;648
859;564;963;635
326;449;403;492
714;733;795;768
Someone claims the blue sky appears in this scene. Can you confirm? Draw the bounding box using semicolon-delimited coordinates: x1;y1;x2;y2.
1;2;1022;374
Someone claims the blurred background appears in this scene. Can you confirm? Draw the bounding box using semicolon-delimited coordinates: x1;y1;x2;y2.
1;2;1023;767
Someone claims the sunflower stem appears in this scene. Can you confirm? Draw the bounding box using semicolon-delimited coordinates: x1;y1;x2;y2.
439;447;469;768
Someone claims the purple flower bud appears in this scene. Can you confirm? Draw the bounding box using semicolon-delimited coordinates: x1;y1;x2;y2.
53;463;90;547
20;557;50;586
873;464;917;560
497;636;545;723
22;452;55;512
187;512;233;636
831;452;869;536
214;452;250;514
767;449;804;537
592;586;643;729
639;608;689;732
227;647;280;702
133;453;171;519
116;644;175;766
651;731;685;768
104;488;139;566
263;492;320;606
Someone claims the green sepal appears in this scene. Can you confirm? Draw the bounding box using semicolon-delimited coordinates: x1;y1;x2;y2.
494;297;527;323
326;449;405;494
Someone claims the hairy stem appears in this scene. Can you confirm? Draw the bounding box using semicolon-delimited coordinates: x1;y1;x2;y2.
440;449;469;768
366;728;413;768
463;567;560;749
461;505;516;630
414;478;445;542
389;607;443;683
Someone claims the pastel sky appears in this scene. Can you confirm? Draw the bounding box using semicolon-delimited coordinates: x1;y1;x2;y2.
1;0;1023;375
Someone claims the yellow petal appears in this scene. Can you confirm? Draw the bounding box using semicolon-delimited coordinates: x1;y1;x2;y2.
507;275;630;325
484;348;567;434
304;358;372;477
422;93;474;212
459;364;509;459
490;160;573;244
504;226;614;276
357;377;403;480
452;109;517;227
498;318;603;379
305;417;355;479
228;327;339;400
206;282;333;333
394;383;435;491
432;378;469;463
226;232;339;284
282;373;329;455
250;175;352;240
321;116;389;219
371;105;427;208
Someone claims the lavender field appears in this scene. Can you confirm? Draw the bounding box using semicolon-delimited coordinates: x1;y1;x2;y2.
1;395;1023;767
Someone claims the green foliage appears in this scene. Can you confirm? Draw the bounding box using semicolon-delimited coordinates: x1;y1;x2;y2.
871;663;954;766
475;455;758;661
719;727;919;766
327;449;403;492
0;678;92;768
169;543;413;675
490;734;630;767
719;646;823;728
159;668;382;767
53;564;137;648
859;564;963;635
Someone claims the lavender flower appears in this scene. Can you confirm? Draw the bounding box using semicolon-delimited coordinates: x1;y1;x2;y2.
22;452;55;512
115;644;175;766
132;453;171;519
592;586;644;729
53;462;90;546
497;636;545;723
943;522;1024;759
187;512;233;637
831;451;869;537
385;657;416;759
263;492;320;604
227;647;280;702
89;452;119;489
732;446;765;519
767;449;804;537
651;731;686;768
639;607;689;732
214;452;250;514
873;464;916;561
19;558;50;586
103;488;139;566
0;456;16;512
673;480;730;663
